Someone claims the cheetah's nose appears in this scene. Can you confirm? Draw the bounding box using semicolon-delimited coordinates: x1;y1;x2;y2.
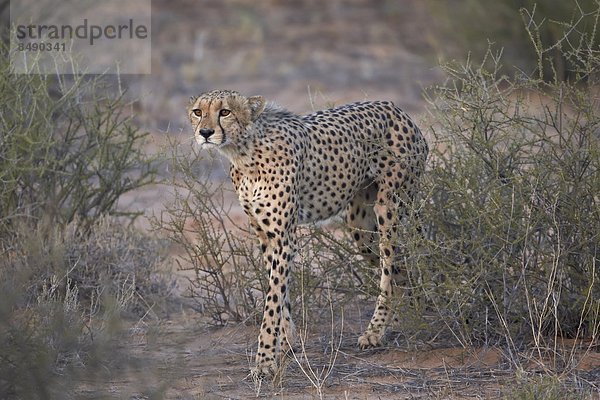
199;128;215;139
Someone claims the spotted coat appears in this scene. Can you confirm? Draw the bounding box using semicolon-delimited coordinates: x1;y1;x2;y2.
188;90;428;377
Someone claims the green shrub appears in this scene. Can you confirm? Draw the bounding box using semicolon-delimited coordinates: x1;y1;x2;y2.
0;40;165;398
427;0;600;82
412;5;600;369
504;374;595;399
0;48;155;237
159;147;266;325
0;217;168;399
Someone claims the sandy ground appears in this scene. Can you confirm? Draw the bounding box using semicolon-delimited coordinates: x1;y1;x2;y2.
84;302;600;399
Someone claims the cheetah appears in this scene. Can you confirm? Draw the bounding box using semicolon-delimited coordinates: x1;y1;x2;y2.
188;90;428;377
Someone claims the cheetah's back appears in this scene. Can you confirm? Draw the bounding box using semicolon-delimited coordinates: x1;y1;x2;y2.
296;101;427;224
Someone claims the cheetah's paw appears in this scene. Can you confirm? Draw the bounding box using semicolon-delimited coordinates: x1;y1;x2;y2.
251;359;277;381
357;331;383;349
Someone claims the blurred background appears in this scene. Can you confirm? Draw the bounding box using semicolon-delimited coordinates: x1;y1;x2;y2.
5;0;596;131
131;0;599;133
139;0;440;132
118;0;595;132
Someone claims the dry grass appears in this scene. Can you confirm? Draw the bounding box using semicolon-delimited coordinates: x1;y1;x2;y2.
0;40;168;398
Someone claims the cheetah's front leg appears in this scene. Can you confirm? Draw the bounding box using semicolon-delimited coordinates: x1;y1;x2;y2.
244;179;298;378
251;234;296;378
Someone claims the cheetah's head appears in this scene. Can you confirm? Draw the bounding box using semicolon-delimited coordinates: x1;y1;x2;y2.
188;90;265;152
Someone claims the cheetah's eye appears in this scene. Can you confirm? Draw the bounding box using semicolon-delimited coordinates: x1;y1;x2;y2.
219;109;231;117
192;109;202;117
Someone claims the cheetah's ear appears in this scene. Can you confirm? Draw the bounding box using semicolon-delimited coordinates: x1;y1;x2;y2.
248;96;265;121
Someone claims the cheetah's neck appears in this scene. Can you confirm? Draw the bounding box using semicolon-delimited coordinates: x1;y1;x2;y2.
220;105;301;172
